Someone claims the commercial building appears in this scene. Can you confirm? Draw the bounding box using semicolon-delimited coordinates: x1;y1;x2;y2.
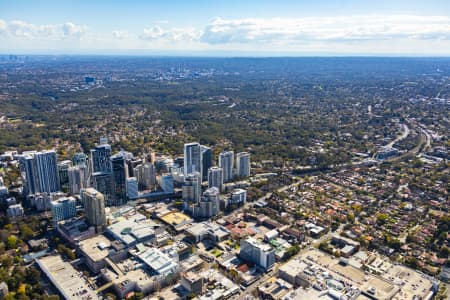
58;160;72;189
201;145;213;181
219;150;234;183
137;247;179;276
90;141;111;173
57;218;96;246
159;211;193;232
37;254;99;300
81;188;106;232
181;272;204;295
240;237;275;270
185;222;230;243
126;177;139;199
78;235;127;274
92;172;112;206
159;173;174;193
182;172;201;213
106;213;160;247
208;166;223;192
236;152;251;178
110;152;128;206
184;142;202;179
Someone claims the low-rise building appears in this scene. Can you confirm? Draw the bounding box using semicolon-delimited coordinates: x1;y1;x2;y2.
37;255;99;300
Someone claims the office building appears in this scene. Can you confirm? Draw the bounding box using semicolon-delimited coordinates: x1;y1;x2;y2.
72;152;88;167
239;237;275;270
126;177;139;199
58;160;72;189
201;145;213;181
90;140;111;173
184;142;202;179
81;188;106;232
195;187;220;218
37;255;99;300
219;150;234;183
182;172;201;213
92;172;112;206
236;152;251;178
159;174;174;193
110;152;128;206
208;166;223;192
51;196;76;226
18;152;39;195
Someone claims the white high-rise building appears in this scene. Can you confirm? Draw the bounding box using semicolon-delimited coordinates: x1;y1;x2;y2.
195;187;220;218
81;188;106;232
230;188;247;205
182;172;201;213
51;196;76;226
208;166;223;192
184;142;202;179
134;162;156;190
68;165;89;195
239;237;275;270
219;151;234;183
236;152;251;178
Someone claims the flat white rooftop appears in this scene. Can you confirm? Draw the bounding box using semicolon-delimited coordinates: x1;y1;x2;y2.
37;254;99;300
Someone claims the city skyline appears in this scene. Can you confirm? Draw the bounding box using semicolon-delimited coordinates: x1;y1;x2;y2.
1;0;450;55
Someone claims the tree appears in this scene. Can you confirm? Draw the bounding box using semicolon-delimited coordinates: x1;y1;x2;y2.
347;212;355;224
285;245;300;258
7;235;18;249
19;224;34;241
376;213;388;225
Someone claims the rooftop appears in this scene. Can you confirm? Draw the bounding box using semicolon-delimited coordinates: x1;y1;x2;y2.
138;247;178;276
37;255;99;300
78;235;111;262
160;211;192;230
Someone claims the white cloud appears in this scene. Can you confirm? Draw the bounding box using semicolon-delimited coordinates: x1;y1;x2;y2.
2;15;450;54
0;19;87;40
61;22;87;39
140;25;201;42
200;15;450;44
112;30;129;40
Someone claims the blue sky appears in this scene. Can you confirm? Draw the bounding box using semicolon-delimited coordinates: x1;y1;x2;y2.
1;0;450;55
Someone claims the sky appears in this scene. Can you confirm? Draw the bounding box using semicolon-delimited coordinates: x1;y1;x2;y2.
1;0;450;56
